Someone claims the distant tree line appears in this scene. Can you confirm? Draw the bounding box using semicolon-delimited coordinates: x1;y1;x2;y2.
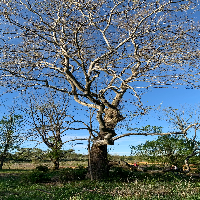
3;148;88;163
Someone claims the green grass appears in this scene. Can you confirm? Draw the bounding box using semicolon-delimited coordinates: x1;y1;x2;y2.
0;167;200;200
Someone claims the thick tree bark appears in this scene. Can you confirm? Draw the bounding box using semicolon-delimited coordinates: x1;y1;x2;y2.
87;107;124;180
87;143;108;180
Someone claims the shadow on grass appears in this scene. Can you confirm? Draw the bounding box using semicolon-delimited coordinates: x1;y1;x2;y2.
108;167;188;183
0;168;31;173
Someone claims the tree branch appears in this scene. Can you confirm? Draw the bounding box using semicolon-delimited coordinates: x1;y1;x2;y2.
113;131;184;141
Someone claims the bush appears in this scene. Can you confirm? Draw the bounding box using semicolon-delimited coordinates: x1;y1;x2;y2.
59;167;87;183
75;166;87;180
35;165;49;172
24;170;51;183
145;165;161;171
194;165;200;173
109;167;132;180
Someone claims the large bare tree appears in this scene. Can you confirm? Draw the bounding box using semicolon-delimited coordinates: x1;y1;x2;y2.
0;0;199;179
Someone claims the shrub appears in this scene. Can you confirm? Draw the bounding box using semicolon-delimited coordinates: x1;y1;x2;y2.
35;165;49;172
59;167;87;183
109;167;132;180
75;167;87;180
194;165;200;173
24;170;51;183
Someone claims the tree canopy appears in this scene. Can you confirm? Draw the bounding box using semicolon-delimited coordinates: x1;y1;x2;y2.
0;0;199;143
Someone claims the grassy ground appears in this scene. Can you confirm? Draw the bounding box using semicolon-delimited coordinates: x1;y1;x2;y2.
1;165;200;200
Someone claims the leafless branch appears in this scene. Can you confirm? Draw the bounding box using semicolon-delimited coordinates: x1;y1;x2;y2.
113;131;184;141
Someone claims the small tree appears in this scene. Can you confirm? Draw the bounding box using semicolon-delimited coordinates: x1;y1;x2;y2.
0;114;23;169
24;91;90;170
131;134;197;168
164;107;200;171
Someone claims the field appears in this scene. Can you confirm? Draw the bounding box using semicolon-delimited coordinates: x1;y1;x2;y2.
1;162;200;200
2;161;88;170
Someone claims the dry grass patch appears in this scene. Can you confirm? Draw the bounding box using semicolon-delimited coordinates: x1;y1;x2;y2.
2;161;87;170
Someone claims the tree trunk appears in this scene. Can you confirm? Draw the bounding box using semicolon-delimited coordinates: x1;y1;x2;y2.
87;143;108;180
47;147;61;170
0;144;9;170
52;158;59;170
88;107;124;180
0;155;5;170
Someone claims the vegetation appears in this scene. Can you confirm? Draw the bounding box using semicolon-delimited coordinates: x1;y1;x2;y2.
4;148;87;163
1;147;200;199
131;135;200;168
1;165;200;200
0;114;24;170
163;107;200;171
